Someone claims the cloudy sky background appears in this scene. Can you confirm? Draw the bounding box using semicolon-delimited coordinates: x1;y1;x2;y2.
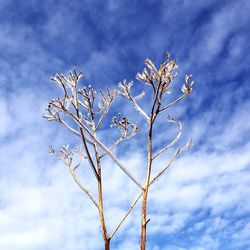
0;0;250;249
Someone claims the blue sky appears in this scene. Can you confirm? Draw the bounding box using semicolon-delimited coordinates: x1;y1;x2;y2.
0;0;250;249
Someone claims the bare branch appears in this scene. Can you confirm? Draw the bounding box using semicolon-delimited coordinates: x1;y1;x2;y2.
129;96;150;123
180;139;193;153
110;192;143;239
159;74;194;112
68;165;99;210
100;136;123;159
96;101;112;130
96;89;118;130
48;145;98;209
78;125;99;181
45;55;195;250
109;137;124;151
150;140;192;186
150;149;180;186
152;116;182;160
73;147;86;171
60;119;81;137
118;81;150;122
159;93;187;112
182;74;194;94
110;138;192;239
100;129;139;159
103;139;193;239
111;113;140;139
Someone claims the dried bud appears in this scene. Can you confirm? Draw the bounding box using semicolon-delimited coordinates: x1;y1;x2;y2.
118;80;133;99
48;145;75;166
181;75;194;94
43;98;63;122
111;113;140;139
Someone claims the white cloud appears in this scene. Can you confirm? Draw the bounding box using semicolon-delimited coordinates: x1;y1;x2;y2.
191;0;250;64
0;98;11;138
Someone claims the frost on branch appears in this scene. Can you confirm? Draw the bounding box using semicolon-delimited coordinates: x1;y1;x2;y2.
118;80;134;99
136;52;178;95
43;68;142;188
43;99;62;122
118;80;149;122
98;89;118;112
43;69;120;130
134;53;195;114
49;145;74;165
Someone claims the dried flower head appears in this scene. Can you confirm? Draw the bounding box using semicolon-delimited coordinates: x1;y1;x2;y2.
111;113;140;139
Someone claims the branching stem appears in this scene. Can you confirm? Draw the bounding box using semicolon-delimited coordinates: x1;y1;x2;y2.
66;111;143;190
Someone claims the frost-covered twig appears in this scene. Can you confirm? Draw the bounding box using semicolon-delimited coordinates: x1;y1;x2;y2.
110;192;143;239
68;165;99;209
151;140;192;185
49;145;99;209
152;116;182;160
96;89;118;130
119;80;150;122
159;74;194;112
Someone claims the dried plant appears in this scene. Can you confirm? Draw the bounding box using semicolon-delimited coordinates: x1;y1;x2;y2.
44;52;194;250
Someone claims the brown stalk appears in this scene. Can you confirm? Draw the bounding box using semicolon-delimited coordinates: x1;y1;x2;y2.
89;94;110;249
141;77;162;250
74;83;110;249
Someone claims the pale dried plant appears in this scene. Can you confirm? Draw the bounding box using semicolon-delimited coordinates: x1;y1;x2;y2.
44;52;194;250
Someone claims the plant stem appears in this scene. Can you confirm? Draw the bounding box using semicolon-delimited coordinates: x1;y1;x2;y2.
97;165;110;250
141;77;161;250
140;122;153;250
93;112;109;250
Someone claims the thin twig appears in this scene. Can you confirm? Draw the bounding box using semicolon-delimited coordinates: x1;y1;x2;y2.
60;119;80;136
129;96;150;123
152;119;182;160
150;148;180;185
159;93;187;112
95;101;112;130
68;165;99;210
60;119;95;146
110;192;143;239
100;136;124;158
73;89;99;180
